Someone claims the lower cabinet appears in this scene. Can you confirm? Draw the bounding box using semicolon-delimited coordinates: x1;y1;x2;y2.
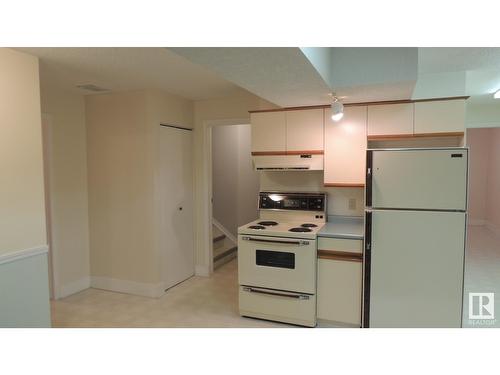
317;251;363;326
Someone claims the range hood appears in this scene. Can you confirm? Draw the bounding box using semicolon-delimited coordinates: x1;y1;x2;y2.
252;154;323;171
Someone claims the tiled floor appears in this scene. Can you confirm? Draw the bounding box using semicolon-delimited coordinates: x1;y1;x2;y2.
51;259;285;328
462;225;500;328
52;225;500;328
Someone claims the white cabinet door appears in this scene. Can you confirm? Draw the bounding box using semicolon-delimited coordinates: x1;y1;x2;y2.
367;103;413;136
414;99;465;134
159;126;195;290
286;109;324;152
251;112;286;153
324;106;367;186
317;255;362;326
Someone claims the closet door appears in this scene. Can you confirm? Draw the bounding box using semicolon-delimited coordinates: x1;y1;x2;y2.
159;126;194;290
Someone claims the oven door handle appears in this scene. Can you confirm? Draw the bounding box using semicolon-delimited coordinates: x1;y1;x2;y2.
241;236;310;246
242;287;310;300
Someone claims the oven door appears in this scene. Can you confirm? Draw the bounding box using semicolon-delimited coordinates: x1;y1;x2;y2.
238;234;316;294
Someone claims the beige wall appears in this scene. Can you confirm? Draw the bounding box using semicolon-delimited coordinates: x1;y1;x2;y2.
467;127;500;235
485;128;500;235
212;124;259;237
466;128;490;223
40;84;90;296
86;89;193;289
0;48;46;255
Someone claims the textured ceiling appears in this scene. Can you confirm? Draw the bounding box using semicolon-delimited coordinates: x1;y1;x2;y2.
419;48;500;74
15;47;247;100
170;47;332;107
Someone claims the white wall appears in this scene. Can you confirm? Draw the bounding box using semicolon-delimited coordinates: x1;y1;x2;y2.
259;171;364;217
40;85;91;298
212;124;259;237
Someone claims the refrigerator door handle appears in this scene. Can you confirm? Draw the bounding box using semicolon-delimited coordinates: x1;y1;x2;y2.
366;150;373;207
363;211;372;328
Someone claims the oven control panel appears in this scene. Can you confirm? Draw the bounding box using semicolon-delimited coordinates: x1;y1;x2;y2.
259;192;326;212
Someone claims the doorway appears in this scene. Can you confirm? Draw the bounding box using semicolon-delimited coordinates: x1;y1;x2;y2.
210;124;259;271
464;127;500;327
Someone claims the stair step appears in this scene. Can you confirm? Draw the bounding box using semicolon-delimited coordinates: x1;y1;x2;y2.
213;234;226;243
213;246;237;263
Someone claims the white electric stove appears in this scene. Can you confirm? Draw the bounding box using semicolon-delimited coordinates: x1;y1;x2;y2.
237;191;327;327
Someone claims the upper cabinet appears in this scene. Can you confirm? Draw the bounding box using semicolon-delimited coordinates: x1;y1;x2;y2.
251;111;286;153
324;106;367;186
414;99;466;135
285;109;324;152
367;103;413;137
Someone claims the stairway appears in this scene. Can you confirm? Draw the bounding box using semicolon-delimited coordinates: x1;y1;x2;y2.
212;224;237;270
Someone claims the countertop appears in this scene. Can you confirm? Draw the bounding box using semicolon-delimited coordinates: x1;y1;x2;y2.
318;216;364;240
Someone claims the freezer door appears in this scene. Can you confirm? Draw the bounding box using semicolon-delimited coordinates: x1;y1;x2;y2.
365;210;466;328
368;148;468;210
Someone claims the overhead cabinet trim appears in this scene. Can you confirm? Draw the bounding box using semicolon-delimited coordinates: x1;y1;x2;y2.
248;96;470;113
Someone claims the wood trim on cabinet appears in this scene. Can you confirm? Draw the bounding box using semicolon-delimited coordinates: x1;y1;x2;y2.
367;131;464;141
285;150;324;155
324;183;365;187
251;151;287;156
318;250;363;262
248;96;470;114
251;150;324;156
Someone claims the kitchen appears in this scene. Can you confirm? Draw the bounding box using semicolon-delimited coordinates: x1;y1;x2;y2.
236;97;470;328
2;47;500;330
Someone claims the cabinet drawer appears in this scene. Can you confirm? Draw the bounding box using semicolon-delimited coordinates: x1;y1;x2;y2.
317;258;362;326
318;237;363;254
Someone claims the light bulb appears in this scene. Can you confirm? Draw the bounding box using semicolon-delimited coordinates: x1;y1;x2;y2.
331;100;344;121
331;112;344;121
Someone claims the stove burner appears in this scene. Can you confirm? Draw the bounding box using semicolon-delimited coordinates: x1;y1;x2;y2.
258;221;278;226
289;227;312;233
301;223;318;228
249;225;266;230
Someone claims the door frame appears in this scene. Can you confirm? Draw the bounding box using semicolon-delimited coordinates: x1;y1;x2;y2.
202;118;250;276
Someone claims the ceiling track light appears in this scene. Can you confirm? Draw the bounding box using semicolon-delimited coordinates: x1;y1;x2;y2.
494;89;500;99
329;93;344;122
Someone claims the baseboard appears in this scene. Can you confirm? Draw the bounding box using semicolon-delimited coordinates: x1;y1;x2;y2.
57;276;91;299
195;264;210;277
468;219;486;226
90;276;165;298
212;218;237;245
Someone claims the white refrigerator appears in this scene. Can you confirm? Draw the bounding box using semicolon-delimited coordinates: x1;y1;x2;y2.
364;148;468;328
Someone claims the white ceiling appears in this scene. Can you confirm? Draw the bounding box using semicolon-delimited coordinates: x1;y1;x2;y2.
14;47;500;107
15;47;247;100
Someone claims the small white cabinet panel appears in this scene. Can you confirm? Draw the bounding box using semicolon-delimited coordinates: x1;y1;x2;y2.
324;106;367;186
317;256;362;326
414;99;465;134
367;103;413;136
251;112;286;152
285;109;324;152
